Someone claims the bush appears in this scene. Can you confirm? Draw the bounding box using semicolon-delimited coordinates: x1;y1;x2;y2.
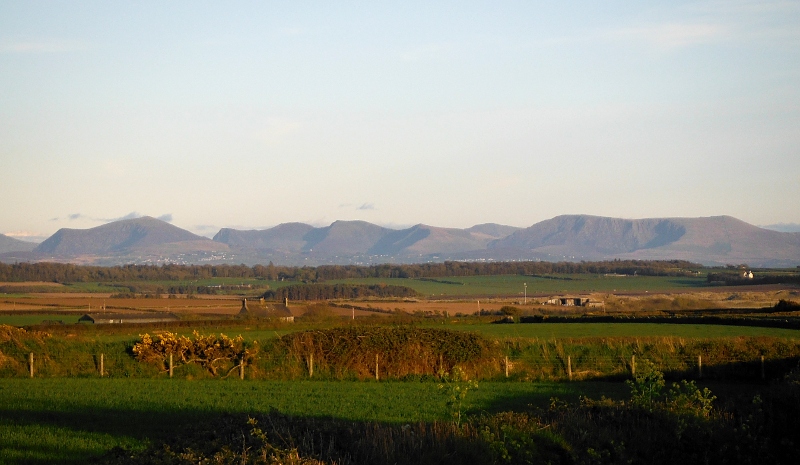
132;331;257;377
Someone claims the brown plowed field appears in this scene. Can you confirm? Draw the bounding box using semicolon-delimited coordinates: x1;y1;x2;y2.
0;295;243;314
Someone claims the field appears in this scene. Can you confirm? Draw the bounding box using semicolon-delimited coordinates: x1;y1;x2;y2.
2;267;800;463
327;274;709;297
0;378;628;464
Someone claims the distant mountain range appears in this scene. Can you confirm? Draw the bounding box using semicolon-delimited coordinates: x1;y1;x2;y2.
2;215;799;267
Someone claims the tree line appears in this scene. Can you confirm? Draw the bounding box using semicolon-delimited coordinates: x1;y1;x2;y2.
706;272;800;286
0;259;702;284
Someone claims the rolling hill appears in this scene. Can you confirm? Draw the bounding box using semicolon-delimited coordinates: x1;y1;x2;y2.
488;215;800;266
0;234;37;254
33;216;227;257
213;221;521;262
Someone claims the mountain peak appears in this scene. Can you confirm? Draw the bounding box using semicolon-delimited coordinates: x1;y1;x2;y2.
34;216;212;255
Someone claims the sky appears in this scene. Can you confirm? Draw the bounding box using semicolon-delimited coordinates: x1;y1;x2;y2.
2;1;799;241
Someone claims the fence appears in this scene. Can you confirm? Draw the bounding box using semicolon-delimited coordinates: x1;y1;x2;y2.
12;350;798;382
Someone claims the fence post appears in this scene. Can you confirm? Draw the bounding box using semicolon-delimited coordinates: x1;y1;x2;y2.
29;352;34;378
567;356;572;381
375;354;379;381
631;355;636;377
169;353;174;378
100;353;104;377
698;355;703;379
505;356;509;378
239;356;244;380
761;355;765;380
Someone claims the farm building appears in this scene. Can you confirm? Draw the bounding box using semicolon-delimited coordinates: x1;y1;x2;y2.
238;298;294;322
545;297;603;308
78;312;179;324
546;297;590;306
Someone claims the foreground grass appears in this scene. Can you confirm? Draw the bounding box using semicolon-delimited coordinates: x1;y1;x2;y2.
0;378;625;464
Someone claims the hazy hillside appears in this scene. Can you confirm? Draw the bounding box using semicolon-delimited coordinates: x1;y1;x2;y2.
214;223;315;252
0;234;37;254
301;220;392;255
490;215;800;266
215;221;520;260
369;224;517;256
34;216;224;256
5;215;799;266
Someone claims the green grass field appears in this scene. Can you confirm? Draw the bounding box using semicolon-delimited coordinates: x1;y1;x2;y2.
47;274;712;297
3;317;799;464
323;275;708;297
0;378;625;464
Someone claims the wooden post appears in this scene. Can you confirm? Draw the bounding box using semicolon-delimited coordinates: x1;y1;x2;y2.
29;352;34;378
239;356;244;380
504;356;509;378
631;355;636;377
567;356;572;381
309;353;314;378
761;355;765;380
100;353;104;377
375;354;379;381
169;353;173;378
698;355;702;379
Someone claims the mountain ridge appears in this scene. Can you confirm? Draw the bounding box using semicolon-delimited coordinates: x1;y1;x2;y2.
3;214;799;266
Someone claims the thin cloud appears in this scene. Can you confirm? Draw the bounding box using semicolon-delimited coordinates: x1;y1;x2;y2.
106;212;143;222
50;211;155;223
761;223;800;233
157;214;173;222
3;231;47;242
191;224;219;238
358;203;376;211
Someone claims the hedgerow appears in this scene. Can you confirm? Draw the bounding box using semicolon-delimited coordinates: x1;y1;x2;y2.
274;326;501;380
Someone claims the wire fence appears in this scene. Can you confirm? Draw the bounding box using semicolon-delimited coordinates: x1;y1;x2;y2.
7;351;799;383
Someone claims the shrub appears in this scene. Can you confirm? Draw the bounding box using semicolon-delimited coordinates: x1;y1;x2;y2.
132;331;257;377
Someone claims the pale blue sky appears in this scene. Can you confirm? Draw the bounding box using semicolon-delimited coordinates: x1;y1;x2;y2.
2;1;799;240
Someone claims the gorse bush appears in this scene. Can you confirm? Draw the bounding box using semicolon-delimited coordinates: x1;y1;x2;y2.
133;331;257;377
